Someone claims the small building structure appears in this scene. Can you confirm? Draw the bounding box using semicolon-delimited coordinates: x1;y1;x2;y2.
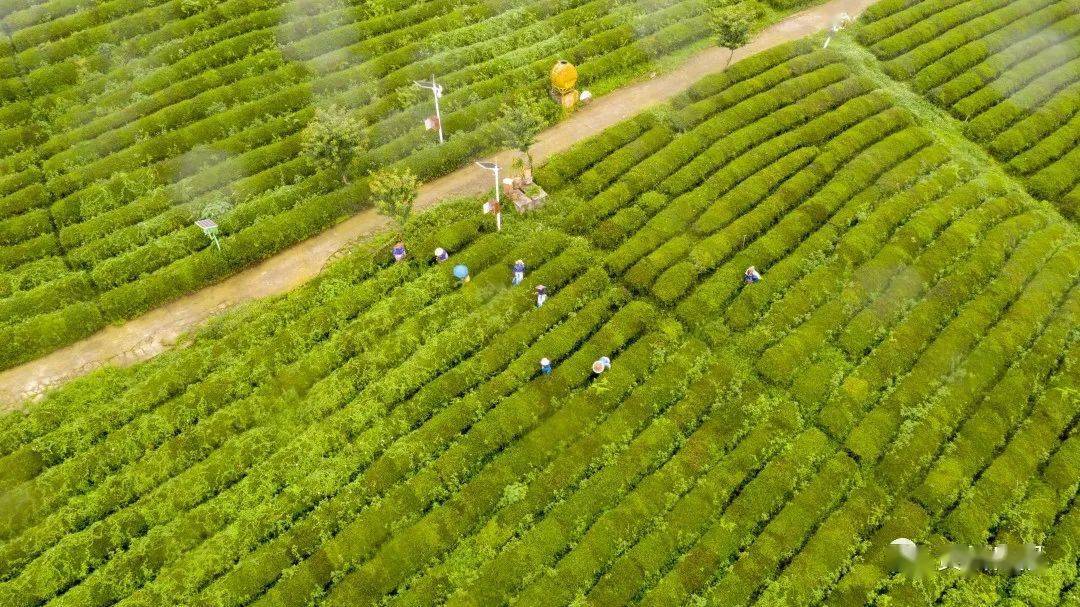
502;177;547;213
550;60;580;109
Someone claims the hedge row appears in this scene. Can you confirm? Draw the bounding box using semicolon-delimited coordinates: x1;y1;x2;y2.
815;205;1047;440
683;108;913;272
1000;424;1080;548
868;244;1078;499
725;146;956;337
604;76;879;277
926;13;1080;108
562;59;855;239
388;339;716;605
1006;102;1080;174
218;302;660;607
533;114;656;190
137;284;622;604
638;441;846;606
837;178;1011;358
177;240;604;600
882;0;1059;81
703;452;858;605
752;156;984;383
0;218;407;462
668;38;820;111
1027;144;1080;201
0;213;492;511
675;125;931;324
506;387;801;607
578;397;806;606
910;1;1079;94
943;370;1080;543
184;278;620;606
856;0;969;46
2;228;591;596
348;338;727;606
960;53;1080;136
868;0;1017;61
911;283;1079;516
841;223;1073;467
0;0;727;369
37;262;617;607
822;499;933;607
13;226;547;517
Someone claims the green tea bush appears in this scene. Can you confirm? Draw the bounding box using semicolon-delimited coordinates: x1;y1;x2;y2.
2;20;1079;607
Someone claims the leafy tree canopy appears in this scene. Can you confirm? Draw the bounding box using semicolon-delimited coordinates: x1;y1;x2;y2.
369;166;420;231
301;104;368;182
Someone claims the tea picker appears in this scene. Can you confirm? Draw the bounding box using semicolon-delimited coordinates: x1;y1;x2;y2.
434;247;449;263
453;264;470;284
535;285;547;307
540;357;552;375
592;356;611;374
744;266;762;284
512;259;526;285
392;241;407;263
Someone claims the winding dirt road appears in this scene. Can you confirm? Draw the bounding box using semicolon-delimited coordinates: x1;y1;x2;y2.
0;0;877;410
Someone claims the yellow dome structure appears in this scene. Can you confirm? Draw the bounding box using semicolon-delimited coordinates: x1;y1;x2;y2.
550;60;578;94
549;60;580;109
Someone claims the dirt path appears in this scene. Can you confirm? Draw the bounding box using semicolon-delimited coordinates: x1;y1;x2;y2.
0;0;876;410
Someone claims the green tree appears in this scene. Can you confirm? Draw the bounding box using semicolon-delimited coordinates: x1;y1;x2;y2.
711;2;752;68
301;104;368;184
369;166;419;232
496;93;548;180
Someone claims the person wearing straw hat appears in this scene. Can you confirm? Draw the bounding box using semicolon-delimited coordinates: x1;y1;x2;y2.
434;247;449;263
535;284;547;307
512;259;526;285
540;357;552;375
744;265;762;284
392;241;407;263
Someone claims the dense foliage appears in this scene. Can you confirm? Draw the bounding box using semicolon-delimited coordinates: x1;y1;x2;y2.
0;0;813;370
1;21;1077;606
858;0;1080;218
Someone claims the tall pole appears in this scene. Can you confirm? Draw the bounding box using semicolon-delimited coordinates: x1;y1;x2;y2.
476;162;502;232
495;164;502;231
431;74;444;144
416;77;445;144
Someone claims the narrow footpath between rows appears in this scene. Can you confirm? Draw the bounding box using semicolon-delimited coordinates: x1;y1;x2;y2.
0;0;877;410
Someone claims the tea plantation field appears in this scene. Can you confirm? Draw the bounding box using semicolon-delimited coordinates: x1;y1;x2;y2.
0;0;809;370
858;0;1080;217
1;2;1079;607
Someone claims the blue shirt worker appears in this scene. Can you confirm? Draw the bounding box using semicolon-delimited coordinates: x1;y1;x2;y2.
540;357;552;375
434;247;449;263
535;285;547;307
512;259;526;285
744;265;762;284
453;264;470;284
392;242;407;263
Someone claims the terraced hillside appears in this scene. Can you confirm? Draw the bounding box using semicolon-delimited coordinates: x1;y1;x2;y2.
0;0;814;371
1;29;1077;606
857;0;1080;217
